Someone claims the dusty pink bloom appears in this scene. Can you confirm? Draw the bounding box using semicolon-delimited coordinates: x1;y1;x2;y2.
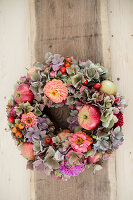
21;112;37;128
50;70;57;78
70;132;90;153
43;79;68;103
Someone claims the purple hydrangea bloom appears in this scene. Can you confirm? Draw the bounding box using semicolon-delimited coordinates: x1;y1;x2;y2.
68;116;79;132
37;117;48;130
59;161;84;177
33;157;45;171
26;125;48;143
26;125;40;142
52;54;64;71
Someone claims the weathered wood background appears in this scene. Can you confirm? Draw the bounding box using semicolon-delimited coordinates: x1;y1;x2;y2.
33;1;113;200
0;0;133;200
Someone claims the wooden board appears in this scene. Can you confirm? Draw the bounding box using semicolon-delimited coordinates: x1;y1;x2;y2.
108;1;133;199
0;0;31;200
31;1;116;200
0;0;133;199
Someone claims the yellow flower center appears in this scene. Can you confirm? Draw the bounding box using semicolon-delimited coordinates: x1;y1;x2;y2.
83;115;88;120
50;89;59;97
26;117;32;124
76;137;84;146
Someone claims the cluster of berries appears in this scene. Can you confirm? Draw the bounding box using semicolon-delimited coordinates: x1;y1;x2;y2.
45;137;53;146
60;57;72;73
59;57;102;90
8;116;25;139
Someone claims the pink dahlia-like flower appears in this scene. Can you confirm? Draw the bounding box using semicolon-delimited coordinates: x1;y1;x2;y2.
70;132;91;153
43;79;68;103
21;112;37;128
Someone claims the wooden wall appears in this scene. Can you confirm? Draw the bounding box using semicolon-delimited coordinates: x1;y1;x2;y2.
0;0;133;200
0;0;31;200
108;1;133;199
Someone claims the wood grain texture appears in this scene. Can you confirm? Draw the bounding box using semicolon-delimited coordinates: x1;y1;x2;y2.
34;0;103;63
108;0;133;199
32;1;114;200
0;0;31;199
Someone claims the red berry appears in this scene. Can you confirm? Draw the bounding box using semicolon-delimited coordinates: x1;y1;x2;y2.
65;63;70;68
87;136;93;144
65;57;72;63
63;62;65;67
8;117;15;123
50;141;53;146
83;79;88;86
115;113;124;127
93;83;101;89
45;137;52;144
60;67;66;73
87;145;92;150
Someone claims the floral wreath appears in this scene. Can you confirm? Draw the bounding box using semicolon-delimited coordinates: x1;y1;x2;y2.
6;52;127;181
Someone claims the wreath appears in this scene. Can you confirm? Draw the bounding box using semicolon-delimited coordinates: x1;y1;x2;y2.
6;52;127;181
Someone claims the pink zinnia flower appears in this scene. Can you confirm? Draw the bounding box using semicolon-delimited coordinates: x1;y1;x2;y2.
70;132;91;153
43;79;68;103
21;112;37;128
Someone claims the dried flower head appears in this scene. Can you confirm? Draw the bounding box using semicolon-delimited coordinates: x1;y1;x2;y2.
43;79;68;103
70;132;91;153
21;112;37;128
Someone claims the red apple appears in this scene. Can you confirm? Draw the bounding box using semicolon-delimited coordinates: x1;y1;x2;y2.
21;142;35;160
88;153;102;163
78;105;101;130
14;83;34;104
58;129;71;139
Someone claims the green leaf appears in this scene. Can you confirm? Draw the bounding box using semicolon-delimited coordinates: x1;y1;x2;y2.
84;67;96;79
74;126;82;133
41;70;49;80
15;107;22;116
113;126;120;134
97;94;104;101
54;150;64;161
34;62;44;71
35;95;42;102
45;158;60;169
84;150;96;158
63;140;70;148
71;72;84;88
66;96;75;105
35;108;42;117
33;142;40;153
66;64;79;75
52;136;60;144
45;167;51;175
31;72;40;81
69;153;78;164
15;119;20;124
45;146;55;160
29;85;38;93
106;102;112;108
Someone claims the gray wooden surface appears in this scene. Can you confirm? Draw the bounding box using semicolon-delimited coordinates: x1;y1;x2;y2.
33;1;112;200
